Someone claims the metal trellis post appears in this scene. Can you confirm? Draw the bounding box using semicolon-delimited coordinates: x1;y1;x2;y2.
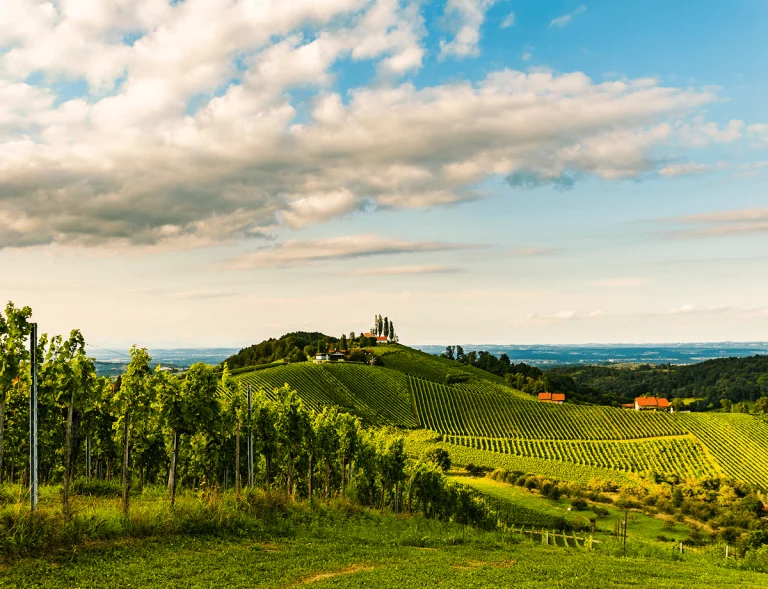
247;385;254;487
29;323;38;511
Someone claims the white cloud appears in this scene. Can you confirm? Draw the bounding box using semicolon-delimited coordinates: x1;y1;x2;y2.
354;264;462;275
549;5;586;28
500;12;516;28
658;161;710;177
0;2;736;250
222;234;478;269
664;208;768;239
439;0;496;59
521;52;532;61
666;304;730;315
747;123;768;147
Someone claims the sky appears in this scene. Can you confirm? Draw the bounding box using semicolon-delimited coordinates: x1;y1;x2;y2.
1;0;767;348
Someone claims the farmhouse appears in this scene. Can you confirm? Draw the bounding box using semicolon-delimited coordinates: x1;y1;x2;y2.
314;350;347;363
634;396;671;411
364;333;390;345
537;392;565;404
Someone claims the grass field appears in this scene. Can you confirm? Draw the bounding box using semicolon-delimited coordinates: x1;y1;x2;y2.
2;508;766;588
450;474;693;545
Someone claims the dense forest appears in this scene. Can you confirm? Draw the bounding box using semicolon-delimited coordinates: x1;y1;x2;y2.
222;332;335;369
441;346;768;411
550;356;768;410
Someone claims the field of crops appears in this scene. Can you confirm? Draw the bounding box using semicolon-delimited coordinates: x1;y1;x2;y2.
404;431;636;486
218;352;768;488
220;362;417;427
411;377;686;440
677;413;768;487
444;435;716;479
376;345;505;384
321;363;416;427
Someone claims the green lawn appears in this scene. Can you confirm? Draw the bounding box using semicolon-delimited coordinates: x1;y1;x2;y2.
451;474;692;545
1;513;765;589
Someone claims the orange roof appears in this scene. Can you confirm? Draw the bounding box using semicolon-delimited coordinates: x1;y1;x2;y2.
376;336;388;341
364;332;372;337
552;393;565;402
635;396;669;407
538;392;552;401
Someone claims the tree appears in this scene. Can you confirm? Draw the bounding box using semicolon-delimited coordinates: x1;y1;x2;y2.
720;399;733;413
114;346;153;515
179;363;221;491
253;390;278;487
379;436;406;512
337;413;360;497
0;302;32;483
755;397;768;414
219;364;246;498
671;398;685;412
340;334;347;351
389;320;395;342
377;315;383;336
275;385;308;497
455;345;466;364
441;346;455;360
53;330;97;516
424;447;451;472
383;317;389;339
314;407;339;499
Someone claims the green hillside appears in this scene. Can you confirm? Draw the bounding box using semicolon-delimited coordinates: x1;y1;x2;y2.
226;344;768;489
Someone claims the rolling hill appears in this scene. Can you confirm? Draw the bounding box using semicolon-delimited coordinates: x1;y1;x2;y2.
220;344;768;489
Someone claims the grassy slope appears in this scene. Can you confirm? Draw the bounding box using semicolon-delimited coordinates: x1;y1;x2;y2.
2;512;765;589
450;474;692;545
224;345;768;487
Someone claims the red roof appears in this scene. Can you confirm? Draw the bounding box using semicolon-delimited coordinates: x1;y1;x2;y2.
538;392;565;402
364;332;372;337
376;336;388;341
635;396;669;407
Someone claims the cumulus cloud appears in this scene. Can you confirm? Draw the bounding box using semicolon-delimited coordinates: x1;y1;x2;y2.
221;234;478;269
0;1;743;250
506;170;576;190
663;208;768;239
439;0;496;58
549;5;586;28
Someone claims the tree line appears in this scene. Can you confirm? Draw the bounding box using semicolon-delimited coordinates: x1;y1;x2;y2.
439;344;768;411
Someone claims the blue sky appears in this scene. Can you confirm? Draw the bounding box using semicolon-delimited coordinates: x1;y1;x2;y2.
1;0;767;348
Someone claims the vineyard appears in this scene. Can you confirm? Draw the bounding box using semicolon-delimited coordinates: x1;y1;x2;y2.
376;345;506;384
215;348;768;488
220;362;415;427
404;430;636;485
443;435;716;479
408;376;768;486
410;377;686;440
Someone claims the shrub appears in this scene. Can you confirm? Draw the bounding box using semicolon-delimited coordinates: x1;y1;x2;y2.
570;498;588;511
424;448;452;472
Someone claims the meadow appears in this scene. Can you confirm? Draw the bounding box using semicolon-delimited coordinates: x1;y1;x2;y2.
1;490;767;589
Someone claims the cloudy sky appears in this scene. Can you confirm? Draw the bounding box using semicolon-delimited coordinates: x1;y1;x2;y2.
1;0;767;348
